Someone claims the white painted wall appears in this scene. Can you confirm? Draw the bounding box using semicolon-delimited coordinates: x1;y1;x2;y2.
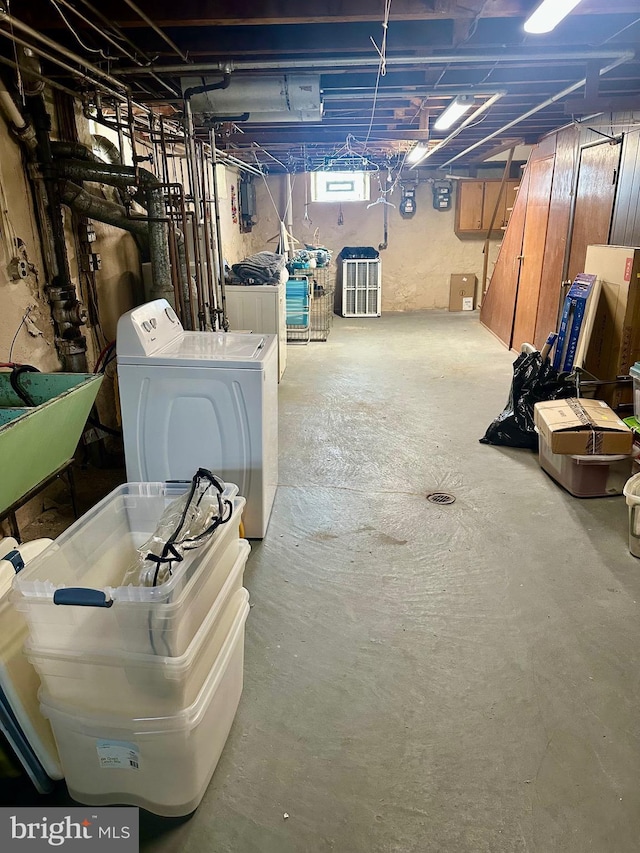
244;175;503;311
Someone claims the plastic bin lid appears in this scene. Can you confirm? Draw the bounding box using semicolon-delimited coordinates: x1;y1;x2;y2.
40;595;250;732
571;453;631;463
630;363;640;379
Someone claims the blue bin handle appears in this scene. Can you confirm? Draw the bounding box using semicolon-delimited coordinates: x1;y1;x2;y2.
53;588;114;608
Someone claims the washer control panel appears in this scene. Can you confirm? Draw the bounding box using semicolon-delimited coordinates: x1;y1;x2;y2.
116;299;184;357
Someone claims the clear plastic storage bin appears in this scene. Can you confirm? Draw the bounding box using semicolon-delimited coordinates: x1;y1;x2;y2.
0;539;62;780
623;472;640;558
12;483;245;656
539;435;633;497
630;363;640;420
40;597;249;817
25;545;249;716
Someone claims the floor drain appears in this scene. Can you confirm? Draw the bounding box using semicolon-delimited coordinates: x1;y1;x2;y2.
426;492;456;505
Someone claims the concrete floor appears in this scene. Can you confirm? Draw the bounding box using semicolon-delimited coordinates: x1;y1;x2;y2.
142;311;640;853
10;312;640;852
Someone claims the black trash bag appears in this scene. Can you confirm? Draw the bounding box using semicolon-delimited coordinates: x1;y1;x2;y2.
480;351;575;450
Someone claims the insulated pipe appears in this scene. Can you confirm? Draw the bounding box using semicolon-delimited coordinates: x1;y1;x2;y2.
59;181;149;244
51;157;157;190
118;49;631;75
51;140;99;162
91;135;122;165
0;10;128;92
51;155;174;302
145;187;174;303
438;52;634;169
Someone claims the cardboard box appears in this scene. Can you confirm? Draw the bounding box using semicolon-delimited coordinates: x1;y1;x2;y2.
534;398;633;455
584;245;640;407
449;274;476;312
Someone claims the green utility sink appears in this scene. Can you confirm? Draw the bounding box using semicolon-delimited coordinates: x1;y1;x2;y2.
0;372;103;514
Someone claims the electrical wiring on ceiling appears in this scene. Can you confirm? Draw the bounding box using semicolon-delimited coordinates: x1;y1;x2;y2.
48;0;109;58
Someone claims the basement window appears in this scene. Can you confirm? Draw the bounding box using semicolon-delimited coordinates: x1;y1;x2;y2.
310;170;370;203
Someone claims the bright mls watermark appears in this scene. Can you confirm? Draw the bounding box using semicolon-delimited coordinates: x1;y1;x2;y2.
0;808;138;851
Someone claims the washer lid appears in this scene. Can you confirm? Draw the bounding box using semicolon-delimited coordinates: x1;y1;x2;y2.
118;331;275;368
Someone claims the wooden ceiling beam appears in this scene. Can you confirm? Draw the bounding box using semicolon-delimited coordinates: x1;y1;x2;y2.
74;0;639;29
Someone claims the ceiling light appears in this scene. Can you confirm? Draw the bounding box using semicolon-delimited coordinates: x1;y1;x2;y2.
434;95;474;131
406;143;428;164
524;0;584;34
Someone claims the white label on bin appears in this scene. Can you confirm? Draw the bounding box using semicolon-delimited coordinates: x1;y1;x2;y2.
462;297;473;311
97;740;140;771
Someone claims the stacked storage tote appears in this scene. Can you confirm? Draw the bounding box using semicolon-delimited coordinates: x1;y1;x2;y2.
12;480;250;817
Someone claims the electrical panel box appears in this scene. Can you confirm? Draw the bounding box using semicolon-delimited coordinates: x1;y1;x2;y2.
239;177;256;232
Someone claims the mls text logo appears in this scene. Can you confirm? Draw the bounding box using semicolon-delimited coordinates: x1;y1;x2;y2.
1;808;139;850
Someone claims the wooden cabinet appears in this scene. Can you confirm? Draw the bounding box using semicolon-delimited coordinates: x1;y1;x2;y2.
455;179;520;238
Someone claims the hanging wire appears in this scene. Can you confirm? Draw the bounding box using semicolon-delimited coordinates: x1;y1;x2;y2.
48;0;110;58
252;146;281;219
8;306;31;362
364;0;393;147
5;0;24;103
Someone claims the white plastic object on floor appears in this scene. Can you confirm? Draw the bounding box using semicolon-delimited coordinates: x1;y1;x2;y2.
40;596;250;817
538;436;633;497
26;544;250;716
630;363;640;421
117;299;279;539
12;483;245;656
0;537;62;780
623;472;640;558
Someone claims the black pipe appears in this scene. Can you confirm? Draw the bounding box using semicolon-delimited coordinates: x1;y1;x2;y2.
26;97;73;291
26;94;87;370
182;73;231;101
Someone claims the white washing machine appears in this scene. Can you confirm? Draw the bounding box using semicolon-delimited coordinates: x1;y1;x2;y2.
117;299;278;538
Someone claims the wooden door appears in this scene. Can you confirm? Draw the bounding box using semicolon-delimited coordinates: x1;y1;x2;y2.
456;181;484;232
533;131;576;348
567;140;621;282
511;155;555;350
480;168;531;346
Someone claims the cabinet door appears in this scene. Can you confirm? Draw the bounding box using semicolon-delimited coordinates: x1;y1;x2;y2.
481;181;505;231
456;181;484;231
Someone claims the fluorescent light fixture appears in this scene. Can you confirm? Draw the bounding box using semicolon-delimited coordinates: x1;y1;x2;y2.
407;143;429;164
434;95;474;131
524;0;584;34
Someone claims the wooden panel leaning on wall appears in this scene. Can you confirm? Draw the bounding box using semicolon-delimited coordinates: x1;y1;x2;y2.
479;169;530;347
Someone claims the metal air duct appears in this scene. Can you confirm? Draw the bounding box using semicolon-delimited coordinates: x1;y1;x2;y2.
181;74;323;123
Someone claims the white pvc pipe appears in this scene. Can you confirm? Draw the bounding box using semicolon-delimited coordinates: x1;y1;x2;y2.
0;88;26;129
